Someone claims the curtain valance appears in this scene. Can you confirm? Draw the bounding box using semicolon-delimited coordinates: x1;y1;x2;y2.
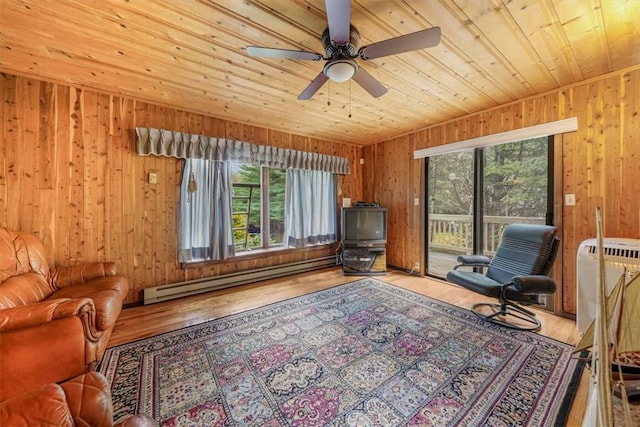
136;127;350;175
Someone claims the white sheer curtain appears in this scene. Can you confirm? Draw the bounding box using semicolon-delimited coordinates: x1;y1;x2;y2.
178;159;235;262
283;169;337;248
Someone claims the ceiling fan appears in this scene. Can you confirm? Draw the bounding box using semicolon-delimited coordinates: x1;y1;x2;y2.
246;0;441;100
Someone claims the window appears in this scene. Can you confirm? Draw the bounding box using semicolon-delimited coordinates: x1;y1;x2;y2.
231;163;286;252
179;159;337;264
136;127;349;264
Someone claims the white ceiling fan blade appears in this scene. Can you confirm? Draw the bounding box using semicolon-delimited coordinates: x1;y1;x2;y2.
325;0;351;44
298;73;329;100
352;68;387;98
247;46;323;61
358;27;441;60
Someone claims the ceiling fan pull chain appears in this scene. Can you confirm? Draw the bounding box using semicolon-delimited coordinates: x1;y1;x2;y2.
349;81;352;118
327;80;331;106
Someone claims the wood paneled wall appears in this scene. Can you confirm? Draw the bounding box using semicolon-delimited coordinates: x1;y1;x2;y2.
364;66;640;315
0;73;363;304
3;66;639;313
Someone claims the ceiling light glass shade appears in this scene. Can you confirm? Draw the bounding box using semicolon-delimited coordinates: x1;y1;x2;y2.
324;60;357;82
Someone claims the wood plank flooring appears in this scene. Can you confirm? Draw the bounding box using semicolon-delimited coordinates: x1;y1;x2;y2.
109;267;587;425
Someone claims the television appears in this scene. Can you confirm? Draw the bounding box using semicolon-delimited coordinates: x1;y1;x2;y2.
341;207;387;246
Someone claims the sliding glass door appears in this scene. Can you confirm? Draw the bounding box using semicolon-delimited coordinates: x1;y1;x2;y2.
426;151;474;277
426;136;553;278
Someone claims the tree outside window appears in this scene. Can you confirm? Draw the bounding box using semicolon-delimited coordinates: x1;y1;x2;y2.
231;163;285;251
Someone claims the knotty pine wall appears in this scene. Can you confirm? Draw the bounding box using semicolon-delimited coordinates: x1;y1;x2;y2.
0;73;363;304
2;67;639;313
365;66;640;316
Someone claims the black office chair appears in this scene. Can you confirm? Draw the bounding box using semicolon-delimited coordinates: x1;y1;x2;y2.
446;224;559;331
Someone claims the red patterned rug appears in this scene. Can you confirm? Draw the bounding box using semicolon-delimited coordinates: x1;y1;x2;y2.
99;278;583;426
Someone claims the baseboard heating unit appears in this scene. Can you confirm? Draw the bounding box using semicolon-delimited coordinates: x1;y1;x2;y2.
143;255;338;305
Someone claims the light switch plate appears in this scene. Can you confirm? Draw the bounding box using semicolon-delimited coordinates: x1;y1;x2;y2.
565;194;576;206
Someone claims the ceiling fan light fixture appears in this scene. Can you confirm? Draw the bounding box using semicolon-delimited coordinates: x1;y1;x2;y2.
324;59;357;82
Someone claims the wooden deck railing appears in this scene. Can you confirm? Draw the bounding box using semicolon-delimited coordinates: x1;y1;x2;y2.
428;214;545;255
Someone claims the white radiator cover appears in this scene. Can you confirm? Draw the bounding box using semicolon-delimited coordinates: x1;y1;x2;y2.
144;255;338;304
576;238;640;333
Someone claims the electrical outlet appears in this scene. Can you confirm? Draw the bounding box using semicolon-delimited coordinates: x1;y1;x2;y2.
413;261;420;270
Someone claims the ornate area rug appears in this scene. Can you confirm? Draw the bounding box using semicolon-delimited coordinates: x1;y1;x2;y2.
99;278;583;426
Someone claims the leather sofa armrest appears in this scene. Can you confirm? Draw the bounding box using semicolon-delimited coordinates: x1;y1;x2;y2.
50;262;118;288
0;382;75;426
61;372;157;427
0;303;104;401
0;372;157;427
60;372;116;427
0;298;95;333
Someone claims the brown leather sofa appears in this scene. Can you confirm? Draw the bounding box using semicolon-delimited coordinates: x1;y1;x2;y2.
0;227;129;401
0;371;156;426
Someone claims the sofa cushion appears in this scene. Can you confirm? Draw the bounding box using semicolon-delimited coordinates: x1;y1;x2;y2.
0;272;54;309
0;228;50;282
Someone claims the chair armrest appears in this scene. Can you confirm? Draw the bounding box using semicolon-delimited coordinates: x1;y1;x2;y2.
453;254;491;270
511;275;556;295
50;262;118;288
0;298;95;333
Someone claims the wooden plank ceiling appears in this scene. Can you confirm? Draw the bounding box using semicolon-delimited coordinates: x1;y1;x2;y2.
1;0;639;146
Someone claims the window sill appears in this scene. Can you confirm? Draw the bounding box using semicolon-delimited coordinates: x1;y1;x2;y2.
180;242;338;269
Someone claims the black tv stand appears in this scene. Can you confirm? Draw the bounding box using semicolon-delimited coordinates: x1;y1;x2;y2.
342;246;387;276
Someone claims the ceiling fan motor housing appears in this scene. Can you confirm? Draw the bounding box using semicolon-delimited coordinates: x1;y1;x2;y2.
321;26;360;58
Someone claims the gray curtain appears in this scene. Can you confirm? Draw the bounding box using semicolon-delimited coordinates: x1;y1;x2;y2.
283;169;337;248
178;159;235;262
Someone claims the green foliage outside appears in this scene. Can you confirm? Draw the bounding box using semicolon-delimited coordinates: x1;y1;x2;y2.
231;164;286;250
428;138;548;217
428;138;548;249
484;140;548;217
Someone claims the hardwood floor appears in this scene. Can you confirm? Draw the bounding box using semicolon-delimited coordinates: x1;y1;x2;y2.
109;267;587;425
